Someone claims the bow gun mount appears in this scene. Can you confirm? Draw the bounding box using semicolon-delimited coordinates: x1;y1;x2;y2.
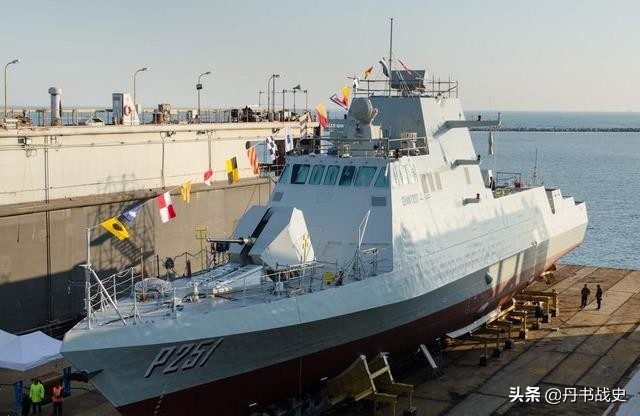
209;206;315;268
207;237;254;253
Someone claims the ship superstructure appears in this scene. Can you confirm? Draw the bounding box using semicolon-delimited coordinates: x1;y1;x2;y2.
61;75;588;415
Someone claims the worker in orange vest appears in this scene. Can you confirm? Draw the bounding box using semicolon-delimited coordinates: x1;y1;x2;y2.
52;383;63;416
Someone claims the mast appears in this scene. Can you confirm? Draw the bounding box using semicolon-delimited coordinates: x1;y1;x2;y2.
531;148;539;186
388;17;394;96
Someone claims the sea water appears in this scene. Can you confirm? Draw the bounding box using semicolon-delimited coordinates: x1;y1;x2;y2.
471;111;640;130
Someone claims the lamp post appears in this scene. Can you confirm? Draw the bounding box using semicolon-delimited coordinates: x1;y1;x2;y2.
133;67;149;108
197;70;212;121
258;90;265;107
291;84;301;114
267;74;279;121
282;89;286;120
266;77;271;119
303;89;308;114
4;58;20;120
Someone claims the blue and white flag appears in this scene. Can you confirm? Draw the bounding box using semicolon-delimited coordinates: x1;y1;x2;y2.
379;58;389;78
284;126;293;152
122;204;143;222
265;136;279;161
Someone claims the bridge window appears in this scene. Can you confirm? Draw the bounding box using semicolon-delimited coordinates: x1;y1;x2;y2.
391;165;407;186
339;166;356;186
291;164;310;184
374;167;390;187
354;166;378;187
398;166;409;185
308;165;325;185
279;164;291;183
323;165;340;185
406;165;417;184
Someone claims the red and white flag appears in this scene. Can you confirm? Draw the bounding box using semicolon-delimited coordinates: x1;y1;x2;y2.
156;192;176;223
203;168;213;186
246;145;259;174
398;59;413;75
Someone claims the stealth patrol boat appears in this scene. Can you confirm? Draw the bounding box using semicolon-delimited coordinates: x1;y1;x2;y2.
61;71;588;415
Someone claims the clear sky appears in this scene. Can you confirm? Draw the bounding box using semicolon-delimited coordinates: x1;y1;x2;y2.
3;0;640;112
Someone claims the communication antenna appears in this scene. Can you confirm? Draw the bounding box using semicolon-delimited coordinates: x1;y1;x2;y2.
358;210;371;250
530;149;540;186
344;210;372;280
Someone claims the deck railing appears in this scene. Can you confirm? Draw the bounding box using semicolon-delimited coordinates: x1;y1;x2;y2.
1;107;317;128
294;136;430;158
353;77;458;98
83;250;390;328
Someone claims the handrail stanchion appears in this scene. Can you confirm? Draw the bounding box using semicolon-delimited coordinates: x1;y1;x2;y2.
133;291;137;325
172;288;177;314
243;274;247;306
113;274;117;305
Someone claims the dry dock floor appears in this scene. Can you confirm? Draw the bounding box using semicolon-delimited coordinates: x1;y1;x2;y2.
1;264;639;416
367;264;640;416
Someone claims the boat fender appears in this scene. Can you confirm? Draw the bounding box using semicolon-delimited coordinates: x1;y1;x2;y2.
123;105;132;116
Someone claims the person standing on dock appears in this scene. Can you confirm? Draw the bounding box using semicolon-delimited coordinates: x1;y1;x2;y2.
28;378;44;415
581;284;591;308
52;382;63;416
596;284;603;310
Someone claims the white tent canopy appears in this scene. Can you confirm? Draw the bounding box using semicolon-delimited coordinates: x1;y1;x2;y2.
0;330;62;371
0;329;17;348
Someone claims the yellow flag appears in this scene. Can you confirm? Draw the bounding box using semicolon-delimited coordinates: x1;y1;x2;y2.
100;217;130;240
181;180;192;203
225;157;239;184
341;85;350;106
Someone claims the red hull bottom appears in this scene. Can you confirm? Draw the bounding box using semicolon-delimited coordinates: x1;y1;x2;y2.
119;249;572;416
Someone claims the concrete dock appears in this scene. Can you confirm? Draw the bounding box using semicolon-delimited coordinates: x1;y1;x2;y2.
1;264;638;415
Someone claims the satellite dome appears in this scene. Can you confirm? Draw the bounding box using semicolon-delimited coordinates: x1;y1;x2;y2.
349;98;378;125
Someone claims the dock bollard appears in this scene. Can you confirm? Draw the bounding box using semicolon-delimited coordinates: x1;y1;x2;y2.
479;355;488;367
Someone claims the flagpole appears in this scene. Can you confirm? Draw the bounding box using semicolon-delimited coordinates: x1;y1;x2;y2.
85;227;92;329
388;17;394;97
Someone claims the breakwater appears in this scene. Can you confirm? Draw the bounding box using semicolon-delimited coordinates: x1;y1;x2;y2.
470;127;640;132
